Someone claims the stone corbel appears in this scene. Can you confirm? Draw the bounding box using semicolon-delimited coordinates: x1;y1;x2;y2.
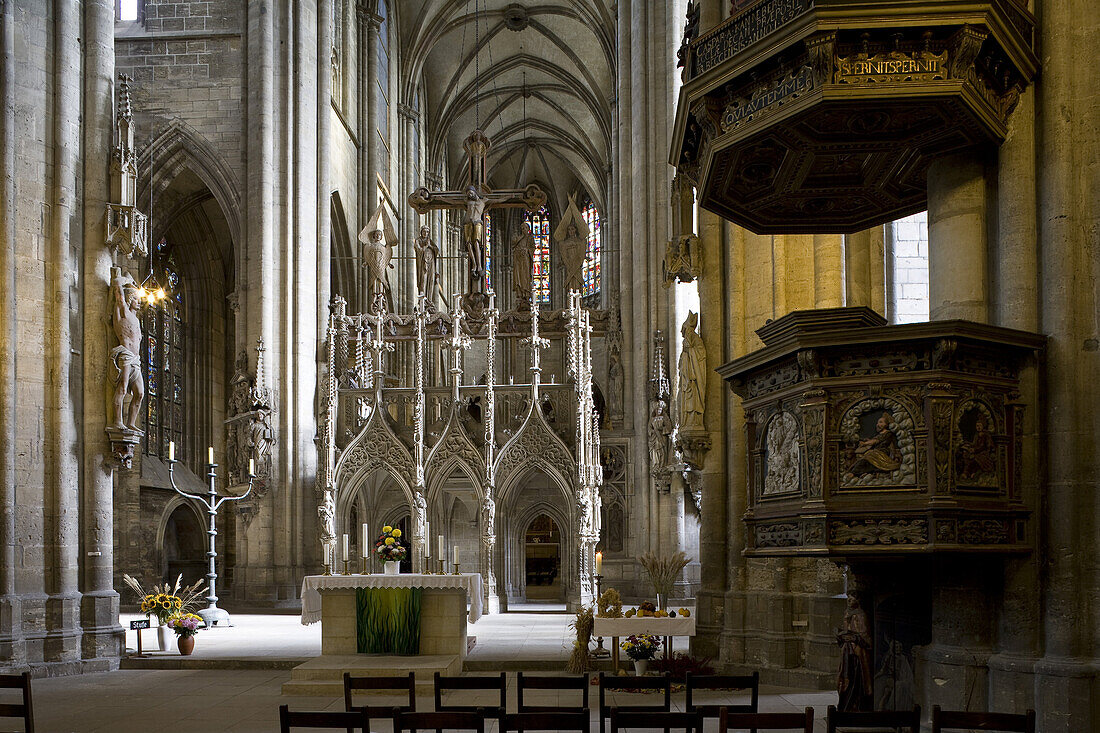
663;234;702;287
105;426;143;470
675;428;713;472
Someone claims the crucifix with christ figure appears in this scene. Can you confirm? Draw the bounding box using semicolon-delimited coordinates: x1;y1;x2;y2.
409;130;547;307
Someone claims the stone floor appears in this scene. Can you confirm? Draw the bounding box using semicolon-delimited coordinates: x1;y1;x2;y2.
20;607;836;732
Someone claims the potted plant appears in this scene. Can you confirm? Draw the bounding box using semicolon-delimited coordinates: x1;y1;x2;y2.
123;574;207;652
169;613;204;655
621;633;661;675
375;525;407;574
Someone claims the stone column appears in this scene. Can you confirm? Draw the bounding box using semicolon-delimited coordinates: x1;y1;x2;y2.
927;153;989;323
44;0;82;664
845;226;885;312
315;0;334;578
1032;0;1100;725
290;0;320;586
0;0;23;665
691;209;727;658
243;0;276;600
79;0;124;664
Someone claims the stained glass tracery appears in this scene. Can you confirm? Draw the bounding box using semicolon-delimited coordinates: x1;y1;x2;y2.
144;237;184;459
528;205;551;305
582;201;601;297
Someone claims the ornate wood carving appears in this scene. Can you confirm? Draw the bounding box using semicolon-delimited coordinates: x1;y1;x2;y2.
673;2;1038;233
721;308;1043;558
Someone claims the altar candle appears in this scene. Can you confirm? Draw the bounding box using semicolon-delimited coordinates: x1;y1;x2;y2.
438;535;445;560
323;544;331;566
208;446;214;464
360;523;369;557
168;441;175;461
342;534;349;562
595;551;603;575
453;545;460;565
248;458;255;476
424;522;431;558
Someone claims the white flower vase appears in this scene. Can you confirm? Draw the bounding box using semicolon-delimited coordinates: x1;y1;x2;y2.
384;561;400;575
633;658;649;676
156;620;172;651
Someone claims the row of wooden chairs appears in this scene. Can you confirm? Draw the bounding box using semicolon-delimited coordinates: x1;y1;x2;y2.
280;704;1037;733
281;670;1037;733
341;670;759;733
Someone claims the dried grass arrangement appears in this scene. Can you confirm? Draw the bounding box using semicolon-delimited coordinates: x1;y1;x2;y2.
638;551;691;601
596;588;623;618
123;573;208;623
567;604;595;673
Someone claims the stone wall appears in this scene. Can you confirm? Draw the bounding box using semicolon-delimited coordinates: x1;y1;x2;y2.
888;212;929;324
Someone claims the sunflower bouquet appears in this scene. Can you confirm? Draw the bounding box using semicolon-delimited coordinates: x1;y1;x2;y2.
375;525;407;562
123;574;208;625
170;613;204;638
621;633;661;661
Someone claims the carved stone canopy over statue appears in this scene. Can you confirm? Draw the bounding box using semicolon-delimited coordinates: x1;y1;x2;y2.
554;195;589;293
677;311;706;431
109;267;145;431
360;204;397;314
408;130;547;302
413;225;440;311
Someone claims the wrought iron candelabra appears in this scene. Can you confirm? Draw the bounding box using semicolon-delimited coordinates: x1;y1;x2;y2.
167;450;254;628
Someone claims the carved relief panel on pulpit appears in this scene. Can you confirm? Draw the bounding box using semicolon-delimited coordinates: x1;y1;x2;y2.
718;308;1043;557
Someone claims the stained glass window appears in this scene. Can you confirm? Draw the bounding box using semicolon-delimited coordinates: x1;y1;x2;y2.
144;237;184;460
484;216;493;291
528;205;551;305
582;201;601;297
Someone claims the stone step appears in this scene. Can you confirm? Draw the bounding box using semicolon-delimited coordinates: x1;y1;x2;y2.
282;654;462;696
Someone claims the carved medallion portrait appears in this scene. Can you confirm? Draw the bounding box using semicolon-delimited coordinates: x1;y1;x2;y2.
840;398;917;487
955;401;998;487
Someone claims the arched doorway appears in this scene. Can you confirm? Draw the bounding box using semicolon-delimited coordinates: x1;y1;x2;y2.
163;503;205;585
524;514;563;602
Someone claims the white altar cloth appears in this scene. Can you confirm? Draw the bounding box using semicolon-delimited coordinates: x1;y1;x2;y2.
300;573;484;625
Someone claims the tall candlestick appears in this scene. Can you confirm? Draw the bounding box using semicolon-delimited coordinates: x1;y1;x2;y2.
453;545;460;565
168;441;175;461
360;523;369;557
208;446;214;464
342;534;349;563
595;551;603;575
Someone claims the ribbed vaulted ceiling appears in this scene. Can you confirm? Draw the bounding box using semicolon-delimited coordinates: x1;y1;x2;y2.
401;0;616;215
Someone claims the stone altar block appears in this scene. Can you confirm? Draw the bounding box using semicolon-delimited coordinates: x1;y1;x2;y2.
301;573;483;658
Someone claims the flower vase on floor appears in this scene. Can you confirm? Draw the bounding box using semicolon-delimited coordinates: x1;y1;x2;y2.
384;561;400;575
178;635;195;655
633;659;648;675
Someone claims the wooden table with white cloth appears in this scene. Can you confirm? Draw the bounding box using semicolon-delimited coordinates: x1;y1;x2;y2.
592;615;697;671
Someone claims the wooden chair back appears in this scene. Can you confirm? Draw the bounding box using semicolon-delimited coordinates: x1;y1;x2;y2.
433;672;506;716
516;672;589;712
685;672;759;717
392;708;487;733
0;673;33;733
609;709;703;733
826;705;921;733
598;673;672;733
500;710;591;732
932;705;1036;733
719;707;814;732
279;704;369;733
343;671;416;717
